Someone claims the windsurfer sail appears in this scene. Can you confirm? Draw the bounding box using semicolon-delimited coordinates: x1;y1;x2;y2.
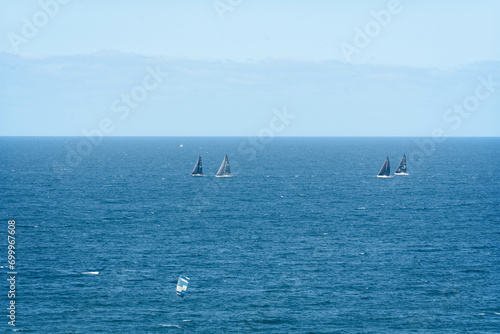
176;275;190;297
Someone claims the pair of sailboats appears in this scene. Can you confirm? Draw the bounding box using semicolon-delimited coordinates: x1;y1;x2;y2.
190;155;233;178
377;154;408;178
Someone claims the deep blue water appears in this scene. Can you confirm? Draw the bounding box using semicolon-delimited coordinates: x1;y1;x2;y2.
1;137;499;333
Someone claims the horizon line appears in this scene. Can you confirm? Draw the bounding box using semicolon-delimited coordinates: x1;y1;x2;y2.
1;135;499;139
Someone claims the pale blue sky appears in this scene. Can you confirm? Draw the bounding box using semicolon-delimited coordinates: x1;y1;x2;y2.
1;1;499;136
2;0;500;66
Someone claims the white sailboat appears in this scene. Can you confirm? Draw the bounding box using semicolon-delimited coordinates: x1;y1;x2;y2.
215;155;233;178
377;156;392;178
394;154;409;175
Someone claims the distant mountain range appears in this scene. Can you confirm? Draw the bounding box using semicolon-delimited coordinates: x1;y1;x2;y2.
1;51;499;136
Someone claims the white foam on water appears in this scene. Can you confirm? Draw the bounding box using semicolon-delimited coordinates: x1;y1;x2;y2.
82;271;99;275
161;324;181;328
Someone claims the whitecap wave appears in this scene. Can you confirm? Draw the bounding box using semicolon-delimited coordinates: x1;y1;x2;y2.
160;324;181;328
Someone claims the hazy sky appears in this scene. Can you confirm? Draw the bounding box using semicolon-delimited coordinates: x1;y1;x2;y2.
2;0;500;66
1;0;499;136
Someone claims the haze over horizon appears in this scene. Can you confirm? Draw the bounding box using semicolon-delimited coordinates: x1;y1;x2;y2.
1;0;499;136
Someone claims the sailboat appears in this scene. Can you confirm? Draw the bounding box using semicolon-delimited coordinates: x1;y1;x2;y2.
190;156;204;176
377;156;392;178
394;154;409;175
215;154;233;177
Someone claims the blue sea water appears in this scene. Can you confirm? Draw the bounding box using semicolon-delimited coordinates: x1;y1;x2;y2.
1;137;499;333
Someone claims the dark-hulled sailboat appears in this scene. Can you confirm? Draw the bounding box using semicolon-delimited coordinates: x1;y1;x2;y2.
394;154;408;175
215;154;233;177
190;156;204;176
377;156;391;178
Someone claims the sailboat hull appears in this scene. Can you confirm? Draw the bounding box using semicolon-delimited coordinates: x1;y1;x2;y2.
394;172;409;176
215;174;233;178
376;175;392;178
190;174;205;177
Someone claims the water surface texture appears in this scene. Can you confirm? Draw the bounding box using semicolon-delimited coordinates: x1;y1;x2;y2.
1;137;499;333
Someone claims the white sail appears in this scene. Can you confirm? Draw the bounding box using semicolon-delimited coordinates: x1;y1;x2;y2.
215;155;233;177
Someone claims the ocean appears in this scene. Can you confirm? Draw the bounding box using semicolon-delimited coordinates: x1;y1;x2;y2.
1;137;499;333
